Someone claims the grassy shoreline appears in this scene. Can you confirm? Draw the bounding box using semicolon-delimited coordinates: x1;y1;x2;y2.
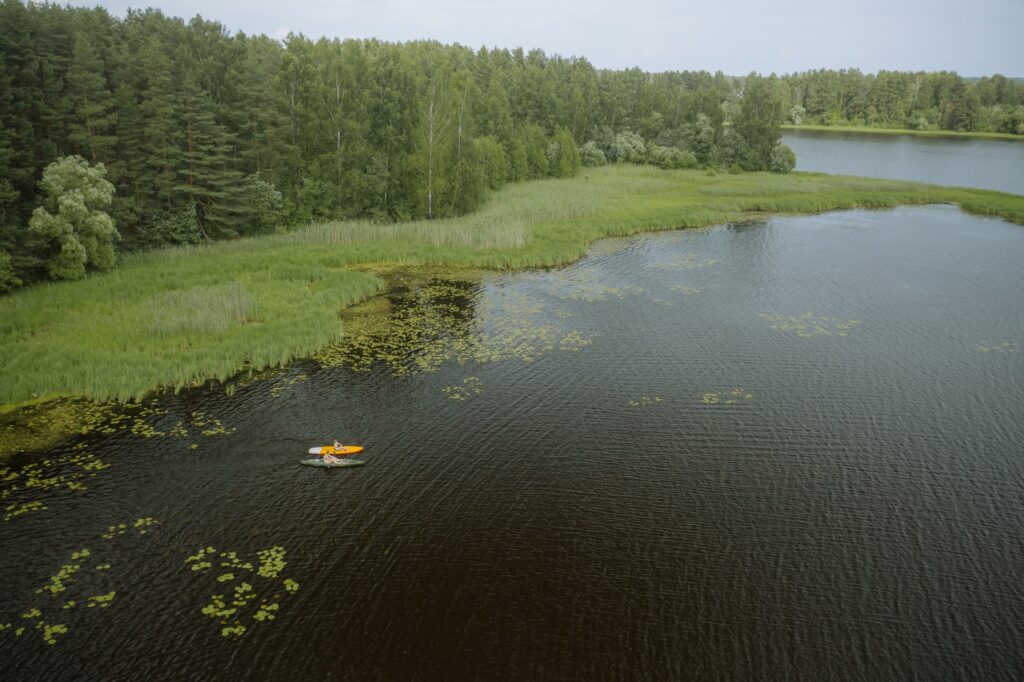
2;165;1023;409
782;124;1024;142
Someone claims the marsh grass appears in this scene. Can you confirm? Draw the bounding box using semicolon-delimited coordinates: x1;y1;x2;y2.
2;165;1022;405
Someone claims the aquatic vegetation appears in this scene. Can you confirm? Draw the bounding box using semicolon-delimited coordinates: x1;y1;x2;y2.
545;268;646;302
3;500;47;521
669;285;703;296
550;281;645;302
1;518;159;646
1;451;111;522
628;396;663;407
443;377;483;401
2;166;1022;407
100;517;158;540
1;397;235;461
0;400;124;458
758;312;862;338
317;276;591;377
650;252;718;270
85;592;116;609
270;373;309;398
187;545;300;639
977;341;1017;353
702;389;754;405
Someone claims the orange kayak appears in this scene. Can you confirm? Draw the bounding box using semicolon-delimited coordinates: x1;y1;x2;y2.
308;444;364;456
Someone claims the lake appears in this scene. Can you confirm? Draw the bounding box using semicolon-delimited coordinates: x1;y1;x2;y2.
783;129;1024;195
2;204;1022;679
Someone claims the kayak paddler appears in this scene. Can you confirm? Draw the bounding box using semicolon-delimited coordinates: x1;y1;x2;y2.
323;439;345;464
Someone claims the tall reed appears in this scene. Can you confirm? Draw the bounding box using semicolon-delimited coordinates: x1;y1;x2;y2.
2;166;1021;405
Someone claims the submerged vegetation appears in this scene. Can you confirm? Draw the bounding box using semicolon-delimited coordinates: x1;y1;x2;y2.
758;312;863;338
702;389;754;405
2;164;1023;408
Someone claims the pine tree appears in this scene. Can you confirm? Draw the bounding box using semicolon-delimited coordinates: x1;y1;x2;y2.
65;35;118;164
179;85;248;238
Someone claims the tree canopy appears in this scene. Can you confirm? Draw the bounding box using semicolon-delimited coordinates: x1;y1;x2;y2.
5;2;1012;293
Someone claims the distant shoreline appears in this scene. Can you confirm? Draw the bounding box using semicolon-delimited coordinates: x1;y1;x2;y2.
782;124;1024;142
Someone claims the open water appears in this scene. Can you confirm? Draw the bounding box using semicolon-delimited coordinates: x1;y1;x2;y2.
783;129;1024;195
2;205;1023;679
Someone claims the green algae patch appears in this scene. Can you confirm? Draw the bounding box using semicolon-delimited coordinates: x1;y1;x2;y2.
317;272;591;377
650;252;719;270
759;312;863;338
269;373;309;398
0;398;237;459
702;389;754;405
628;396;663;407
1;518;159;646
2;449;112;522
186;545;300;639
444;376;483;401
546;269;646;302
669;285;703;296
0;400;104;458
977;341;1017;353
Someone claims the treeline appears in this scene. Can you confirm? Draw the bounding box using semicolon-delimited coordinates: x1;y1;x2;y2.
0;2;797;292
780;69;1024;134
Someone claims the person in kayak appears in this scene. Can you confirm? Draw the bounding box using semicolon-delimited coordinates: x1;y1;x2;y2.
322;439;345;464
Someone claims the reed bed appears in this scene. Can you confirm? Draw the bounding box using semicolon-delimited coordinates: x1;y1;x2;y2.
2;165;1022;405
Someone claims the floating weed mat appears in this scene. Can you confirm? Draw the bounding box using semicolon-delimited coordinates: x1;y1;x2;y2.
977;341;1017;353
758;313;862;338
628;396;663;407
544;269;645;303
443;377;483;401
702;389;754;405
269;373;309;398
0;399;237;459
0;518;158;645
0;400;121;458
317;276;591;376
1;447;111;522
669;285;703;296
649;252;719;270
186;545;300;639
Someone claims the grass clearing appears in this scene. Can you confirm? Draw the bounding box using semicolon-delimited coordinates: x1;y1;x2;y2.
1;165;1022;406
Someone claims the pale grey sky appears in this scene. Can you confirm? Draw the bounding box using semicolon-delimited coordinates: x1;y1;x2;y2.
84;0;1022;75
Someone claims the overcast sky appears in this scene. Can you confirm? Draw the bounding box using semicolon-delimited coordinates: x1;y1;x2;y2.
82;0;1022;76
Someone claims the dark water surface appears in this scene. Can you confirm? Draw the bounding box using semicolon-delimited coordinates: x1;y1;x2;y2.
783;129;1024;195
2;206;1024;679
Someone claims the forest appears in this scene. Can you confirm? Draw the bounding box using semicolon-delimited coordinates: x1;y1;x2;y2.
779;70;1024;134
0;1;789;292
0;0;1019;293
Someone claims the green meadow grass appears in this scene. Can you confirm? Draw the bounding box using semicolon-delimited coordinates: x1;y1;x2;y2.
782;124;1024;142
2;165;1022;406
